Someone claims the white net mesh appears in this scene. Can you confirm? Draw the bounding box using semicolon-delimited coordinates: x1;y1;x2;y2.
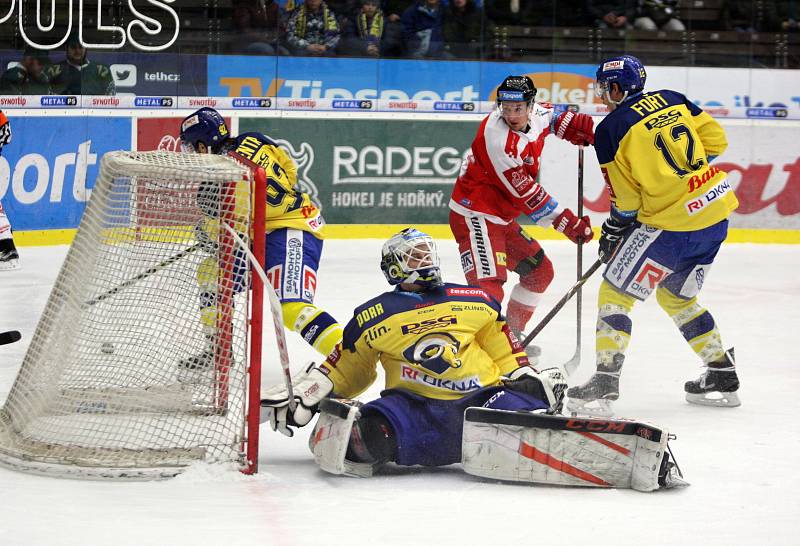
0;151;260;479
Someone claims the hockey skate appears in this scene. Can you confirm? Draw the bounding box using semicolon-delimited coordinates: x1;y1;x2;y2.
566;354;623;417
0;239;20;271
685;348;741;407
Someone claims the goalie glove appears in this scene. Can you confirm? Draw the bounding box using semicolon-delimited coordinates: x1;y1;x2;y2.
503;366;568;414
260;362;334;437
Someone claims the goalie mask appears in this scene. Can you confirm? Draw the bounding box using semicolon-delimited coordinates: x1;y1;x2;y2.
180;107;229;153
381;228;442;289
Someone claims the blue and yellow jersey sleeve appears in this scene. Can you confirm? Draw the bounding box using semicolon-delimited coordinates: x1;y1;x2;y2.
595;90;738;231
231;132;326;238
320;284;529;401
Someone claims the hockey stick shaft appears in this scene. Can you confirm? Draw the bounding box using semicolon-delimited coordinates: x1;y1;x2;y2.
521;258;603;350
0;330;21;345
84;244;200;308
562;146;585;376
220;222;297;413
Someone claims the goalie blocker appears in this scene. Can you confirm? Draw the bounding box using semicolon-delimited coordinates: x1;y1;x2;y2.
462;408;687;492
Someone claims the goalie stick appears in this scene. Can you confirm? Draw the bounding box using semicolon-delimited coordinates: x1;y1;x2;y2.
0;330;21;345
84;244;201;308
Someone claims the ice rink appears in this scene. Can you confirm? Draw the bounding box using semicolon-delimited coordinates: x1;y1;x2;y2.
1;239;798;546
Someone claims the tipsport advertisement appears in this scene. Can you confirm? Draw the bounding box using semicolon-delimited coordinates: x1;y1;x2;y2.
0;116;131;230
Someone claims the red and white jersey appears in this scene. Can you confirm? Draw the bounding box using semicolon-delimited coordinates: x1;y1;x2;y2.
450;103;563;226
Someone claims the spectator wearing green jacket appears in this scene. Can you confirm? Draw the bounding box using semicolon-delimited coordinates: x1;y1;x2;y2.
46;33;115;95
0;48;52;95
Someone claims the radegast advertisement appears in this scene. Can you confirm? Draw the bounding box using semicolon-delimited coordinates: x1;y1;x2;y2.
238;117;475;223
208;56;800;112
0;116;130;230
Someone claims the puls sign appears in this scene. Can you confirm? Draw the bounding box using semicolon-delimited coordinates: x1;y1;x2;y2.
0;0;179;51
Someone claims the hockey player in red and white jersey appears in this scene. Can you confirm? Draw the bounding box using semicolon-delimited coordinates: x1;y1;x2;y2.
0;110;19;271
449;75;595;347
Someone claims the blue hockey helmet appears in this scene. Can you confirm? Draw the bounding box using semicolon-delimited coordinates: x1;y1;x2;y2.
180;107;229;153
381;228;442;289
595;55;647;103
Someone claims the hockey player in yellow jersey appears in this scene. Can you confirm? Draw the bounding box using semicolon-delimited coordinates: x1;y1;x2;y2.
567;55;741;416
179;107;342;369
259;228;568;472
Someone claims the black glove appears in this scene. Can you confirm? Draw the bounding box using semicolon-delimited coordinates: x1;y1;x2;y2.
599;215;635;263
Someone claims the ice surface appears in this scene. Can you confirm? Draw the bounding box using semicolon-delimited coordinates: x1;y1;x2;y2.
1;240;798;546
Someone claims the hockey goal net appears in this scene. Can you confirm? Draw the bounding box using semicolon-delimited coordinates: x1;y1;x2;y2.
0;151;267;479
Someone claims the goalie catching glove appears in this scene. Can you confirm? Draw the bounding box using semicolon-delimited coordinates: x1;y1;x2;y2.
503;365;568;414
260;362;333;437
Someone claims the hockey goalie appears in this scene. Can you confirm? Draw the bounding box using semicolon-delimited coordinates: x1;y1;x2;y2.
260;228;687;492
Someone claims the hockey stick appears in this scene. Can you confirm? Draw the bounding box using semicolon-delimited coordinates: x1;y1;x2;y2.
219;222;297;413
561;145;585;376
0;330;21;345
84;244;201;308
520;258;604;358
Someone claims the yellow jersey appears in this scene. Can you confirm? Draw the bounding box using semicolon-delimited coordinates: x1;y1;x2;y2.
595;90;738;231
320;284;530;401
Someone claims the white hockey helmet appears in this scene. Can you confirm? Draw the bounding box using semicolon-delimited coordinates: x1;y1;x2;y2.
380;228;442;289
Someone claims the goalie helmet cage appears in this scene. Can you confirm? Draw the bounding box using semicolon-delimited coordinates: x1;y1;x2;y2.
0;151;267;480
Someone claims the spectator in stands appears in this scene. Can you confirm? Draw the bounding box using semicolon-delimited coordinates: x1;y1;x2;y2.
634;0;685;31
228;0;289;55
722;0;779;32
286;0;342;56
382;0;415;56
443;0;487;59
342;0;385;57
485;0;532;26
0;47;51;95
587;0;636;29
401;0;446;58
46;33;115;95
778;0;799;31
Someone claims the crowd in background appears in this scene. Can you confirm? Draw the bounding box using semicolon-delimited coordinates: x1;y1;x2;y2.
0;0;797;94
222;0;799;59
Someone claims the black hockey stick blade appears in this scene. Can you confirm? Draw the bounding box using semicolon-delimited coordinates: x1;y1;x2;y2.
0;330;21;345
520;258;604;351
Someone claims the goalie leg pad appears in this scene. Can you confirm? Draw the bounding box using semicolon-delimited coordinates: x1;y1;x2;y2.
461;408;684;492
308;399;381;478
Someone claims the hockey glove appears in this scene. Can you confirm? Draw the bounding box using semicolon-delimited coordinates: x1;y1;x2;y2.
503;366;568;414
599;215;636;263
260;362;334;437
553;208;593;244
553;111;594;146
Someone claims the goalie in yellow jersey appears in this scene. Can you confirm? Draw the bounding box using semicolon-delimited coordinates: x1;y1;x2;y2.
566;56;741;416
178;107;342;369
